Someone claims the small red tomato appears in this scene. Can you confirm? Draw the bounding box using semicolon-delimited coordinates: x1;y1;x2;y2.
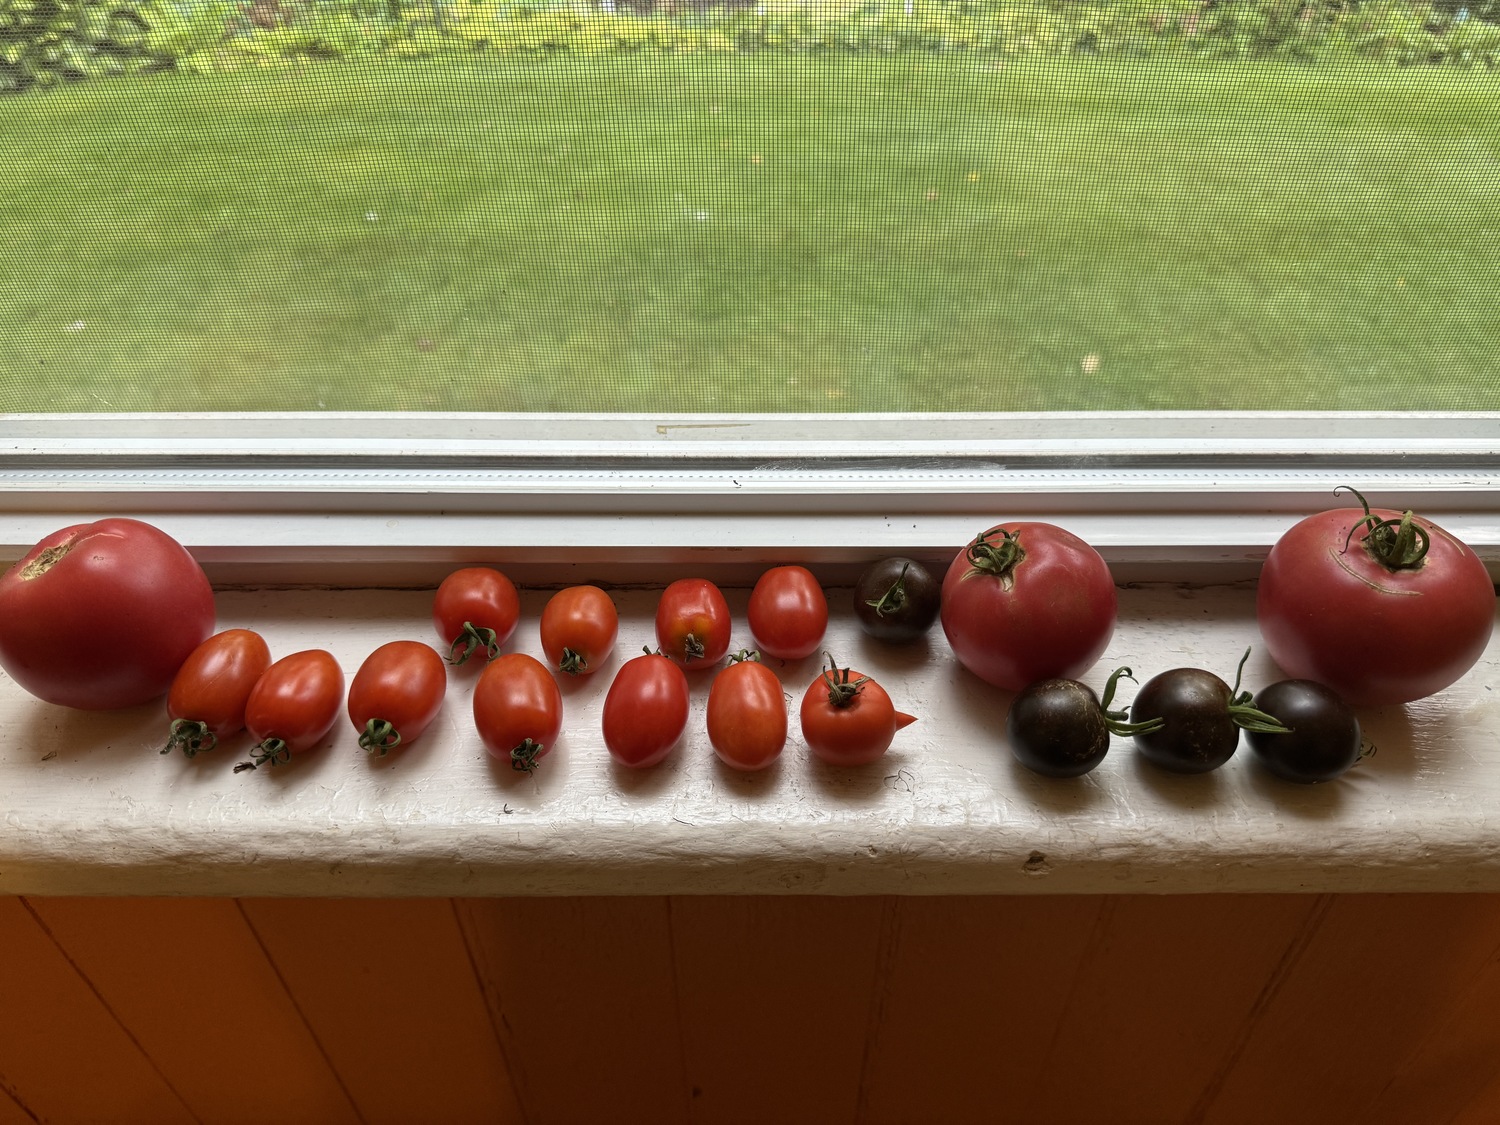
655;578;733;667
348;640;448;756
235;649;345;773
162;628;273;758
433;567;521;664
602;651;690;767
799;655;916;766
706;652;788;771
747;565;828;661
474;652;564;774
540;585;619;676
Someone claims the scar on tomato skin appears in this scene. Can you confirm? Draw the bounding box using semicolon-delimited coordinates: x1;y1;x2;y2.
20;539;77;580
1328;546;1422;596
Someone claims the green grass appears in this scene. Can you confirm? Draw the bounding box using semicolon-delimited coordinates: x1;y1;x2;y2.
2;53;1498;412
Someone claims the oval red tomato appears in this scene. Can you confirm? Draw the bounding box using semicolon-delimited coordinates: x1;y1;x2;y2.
706;653;788;771
602;651;690;767
1257;490;1495;706
540;585;619;676
940;522;1117;692
747;565;828;661
236;649;345;772
799;656;916;766
474;652;564;773
0;518;216;710
433;567;520;664
655;578;732;667
348;640;448;755
163;628;272;757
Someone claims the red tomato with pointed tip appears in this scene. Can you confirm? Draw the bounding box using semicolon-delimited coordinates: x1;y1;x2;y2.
602;651;690;767
799;657;916;766
433;567;520;665
655;579;732;667
348;640;448;756
0;518;216;710
163;628;272;757
237;649;344;772
747;565;828;661
707;653;788;771
540;585;619;676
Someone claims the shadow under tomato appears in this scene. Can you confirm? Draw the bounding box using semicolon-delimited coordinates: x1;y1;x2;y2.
1001;752;1114;815
1242;757;1356;817
1126;748;1233;810
709;750;786;793
17;696;163;766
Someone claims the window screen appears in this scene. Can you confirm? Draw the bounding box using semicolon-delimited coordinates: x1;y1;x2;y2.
3;3;1497;414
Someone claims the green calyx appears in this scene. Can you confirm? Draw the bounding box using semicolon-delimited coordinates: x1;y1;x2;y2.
820;652;868;708
360;718;403;756
233;737;291;773
1226;647;1292;735
728;649;763;665
1098;667;1164;737
510;738;546;774
867;562;912;618
558;647;589;675
162;718;217;758
448;621;501;665
1337;486;1430;571
965;526;1025;588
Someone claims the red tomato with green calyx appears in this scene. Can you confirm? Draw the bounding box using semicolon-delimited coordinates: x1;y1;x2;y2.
1257;488;1495;706
235;649;344;773
473;652;564;774
940;522;1117;693
799;655;916;766
163;628;272;758
655;578;732;667
603;650;690;767
0;517;216;710
433;567;520;665
707;651;788;771
747;565;828;661
540;585;619;676
348;640;448;756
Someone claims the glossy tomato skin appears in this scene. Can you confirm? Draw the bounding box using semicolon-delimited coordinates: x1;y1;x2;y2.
799;662;916;766
1129;668;1239;774
238;649;344;770
655;579;732;667
473;652;564;773
853;557;942;644
706;655;788;771
1247;680;1363;784
1006;679;1110;779
348;640;448;755
1257;506;1494;706
940;522;1117;693
433;567;521;664
602;652;690;767
0;518;216;710
747;566;828;661
540;585;619;676
164;628;273;756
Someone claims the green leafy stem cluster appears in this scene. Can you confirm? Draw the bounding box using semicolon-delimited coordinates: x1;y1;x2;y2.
4;0;1498;94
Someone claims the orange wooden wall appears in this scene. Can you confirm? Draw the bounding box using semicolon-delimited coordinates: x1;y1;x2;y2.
4;894;1500;1123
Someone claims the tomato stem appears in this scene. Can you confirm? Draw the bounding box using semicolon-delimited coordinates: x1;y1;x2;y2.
448;622;500;665
680;633;706;661
820;652;868;708
359;718;402;756
728;650;762;664
558;646;588;675
867;562;912;618
964;526;1026;587
161;718;217;758
1099;666;1165;736
1336;486;1431;571
1227;647;1293;735
233;737;291;773
510;738;546;774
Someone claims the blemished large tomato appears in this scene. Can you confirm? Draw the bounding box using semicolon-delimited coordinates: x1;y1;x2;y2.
655;578;732;667
235;649;345;772
602;650;690;767
940;522;1117;693
473;652;564;773
539;585;619;676
747;565;828;661
348;640;448;756
706;652;788;771
0;518;216;710
163;628;272;758
1257;488;1495;706
433;567;521;665
799;655;916;766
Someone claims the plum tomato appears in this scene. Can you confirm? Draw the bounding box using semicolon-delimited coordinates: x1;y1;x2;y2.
602;650;690;767
348;640;448;756
1257;487;1495;706
235;649;345;772
433;567;520;665
747;565;828;661
706;651;788;771
473;652;564;774
799;654;916;766
1247;679;1366;784
539;585;618;676
0;517;216;710
940;522;1117;692
655;578;732;668
1006;667;1160;779
1129;650;1288;774
853;557;942;644
162;628;272;758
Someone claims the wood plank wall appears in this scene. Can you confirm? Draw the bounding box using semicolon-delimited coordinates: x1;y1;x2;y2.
3;894;1500;1124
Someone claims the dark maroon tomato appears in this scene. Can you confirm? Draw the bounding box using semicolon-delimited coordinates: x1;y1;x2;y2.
1006;667;1157;779
1129;651;1287;775
853;557;942;644
1247;680;1365;784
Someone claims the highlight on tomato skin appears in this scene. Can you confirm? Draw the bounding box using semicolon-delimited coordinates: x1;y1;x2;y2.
162;628;273;758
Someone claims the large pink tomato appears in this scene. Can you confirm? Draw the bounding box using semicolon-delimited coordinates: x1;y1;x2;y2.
940;522;1117;692
1257;490;1494;706
0;518;216;709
